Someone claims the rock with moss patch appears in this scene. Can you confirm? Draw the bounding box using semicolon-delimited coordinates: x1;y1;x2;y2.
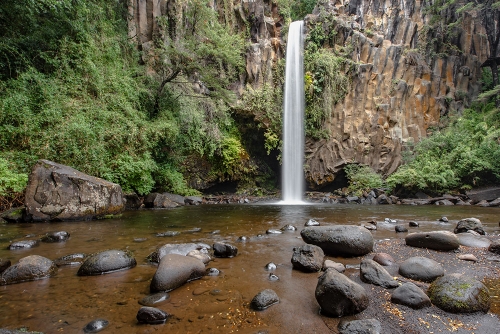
0;207;26;223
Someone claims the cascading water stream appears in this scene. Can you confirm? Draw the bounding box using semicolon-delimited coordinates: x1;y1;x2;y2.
281;21;305;204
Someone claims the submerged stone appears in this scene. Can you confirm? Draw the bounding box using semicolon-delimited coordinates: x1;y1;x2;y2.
83;319;109;333
77;250;136;276
139;292;170;307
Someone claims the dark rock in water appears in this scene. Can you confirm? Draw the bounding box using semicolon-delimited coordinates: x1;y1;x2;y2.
377;194;392;204
54;253;87;266
395;225;408;233
399;257;444;283
250;289;279;310
391;282;431;309
8;240;39;249
301;226;374;256
266;229;283;234
428;274;490;313
162;192;185;206
41;231;70;242
338;319;381;334
315;268;369;317
265;262;277;271
124;193;143;210
405;231;459;251
139;292;170;306
185;196;203;205
488;240;500;255
457;233;491;248
1;255;57;285
360;259;399;288
25;159;124;221
150;254;205;292
206;268;220;276
156;231;181;237
372;253;395;266
439;216;449;222
237;236;248;242
268;273;279;281
409;221;419;227
0;259;11;274
0;207;26;223
187;249;211;264
136;306;169;324
322;260;345;273
291;244;324;272
144;193;179;208
149;243;211;263
213;242;238;258
305;219;320;226
83;318;109;333
454;217;485;235
77;250;136;276
280;224;297;231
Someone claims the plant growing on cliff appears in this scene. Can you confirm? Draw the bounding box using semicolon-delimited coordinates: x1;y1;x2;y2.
344;164;384;196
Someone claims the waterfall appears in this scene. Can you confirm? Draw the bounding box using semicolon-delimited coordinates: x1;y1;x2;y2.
281;21;305;204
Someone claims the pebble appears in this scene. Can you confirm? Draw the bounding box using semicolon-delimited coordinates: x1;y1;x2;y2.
458;254;478;262
268;273;279;281
83;319;109;333
265;262;277;271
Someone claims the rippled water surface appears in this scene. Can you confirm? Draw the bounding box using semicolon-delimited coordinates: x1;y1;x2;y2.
0;203;499;333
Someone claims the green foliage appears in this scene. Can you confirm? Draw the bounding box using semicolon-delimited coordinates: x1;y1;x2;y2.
154;163;201;196
344;164;384;196
101;154;156;195
0;158;28;196
290;0;318;21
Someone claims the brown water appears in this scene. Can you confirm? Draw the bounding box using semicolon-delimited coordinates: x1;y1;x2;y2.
0;203;499;333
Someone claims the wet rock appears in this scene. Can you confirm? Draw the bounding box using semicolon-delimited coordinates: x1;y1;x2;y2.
250;289;279;310
409;221;419;227
206;268;220;276
363;223;377;230
209;230;220;234
301;226;374;256
457;233;491;248
454;217;485;235
83;319;109;333
268;273;279;281
322;260;345;273
124;193;143;209
237;236;248;242
136;306;169;324
41;231;70;242
139;292;170;306
213;242;238;258
395;225;408;233
338;319;381;334
360;259;398;288
187;249;211;264
391;282;431;309
54;253;87;266
149;243;211;263
156;231;181;237
77;250;136;276
458;254;478;262
266;229;282;234
291;244;324;272
184;227;202;233
372;253;395;266
150;254;205;292
315;268;369;317
399;257;444;283
1;255;57;285
439;216;449;222
435;199;454;206
385;218;397;224
265;262;277;271
8;240;39;249
405;231;459;251
305;219;320;226
144;193;179;208
377;195;392;204
280;224;297;231
488;240;500;255
0;207;26;223
185;196;203;205
134;238;147;242
162;192;185;206
25;159;124;221
0;259;11;274
428;274;490;313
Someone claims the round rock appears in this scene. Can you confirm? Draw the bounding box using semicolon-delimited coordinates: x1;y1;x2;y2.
338;319;381;334
41;231;70;242
409;221;419;227
83;319;109;333
0;259;11;274
1;255;57;285
150;254;205;292
265;262;277;271
250;289;279;310
8;240;39;250
77;250;136;276
405;231;459;251
395;225;408;233
280;224;297;231
372;253;395;266
391;282;431;309
322;260;345;273
488;240;500;255
301;225;374;256
399;257;444;283
213;242;238;258
360;259;398;288
291;244;324;272
428;274;490;313
136;306;169;324
454;217;485;235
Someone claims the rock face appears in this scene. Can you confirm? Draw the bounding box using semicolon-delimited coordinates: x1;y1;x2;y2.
301;225;374;256
0;255;57;285
454;218;485;235
77;250;136;276
428;274;490;313
291;244;324;272
150;254;205;292
315;268;369;317
250;289;280;310
405;231;460;251
360;259;399;288
391;282;432;309
24;160;124;221
399;257;444;283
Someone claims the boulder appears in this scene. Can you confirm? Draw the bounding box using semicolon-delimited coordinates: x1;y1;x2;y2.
372;253;395;266
454;218;485;235
301;225;374;256
213;242;238;258
136;306;169;324
148;243;211;263
162;193;185;206
150;254;205;292
0;259;11;274
428;274;490;313
25;160;124;221
8;240;39;249
185;196;203;205
83;319;109;333
186;249;211;264
488;240;500;255
0;207;26;223
360;259;399;288
323;260;345;273
144;193;179;208
291;244;324;272
457;233;491;248
315;268;369;317
405;231;459;251
338;319;381;334
124;193;143;209
0;255;57;285
391;282;431;309
377;194;392;204
466;186;500;202
250;289;280;310
395;225;408;233
77;250;136;276
41;231;70;242
399;257;444;283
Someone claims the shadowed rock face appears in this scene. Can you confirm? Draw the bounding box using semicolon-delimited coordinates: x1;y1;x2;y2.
25;160;124;221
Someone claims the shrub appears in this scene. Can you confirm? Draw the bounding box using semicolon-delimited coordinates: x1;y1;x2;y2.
344;164;384;196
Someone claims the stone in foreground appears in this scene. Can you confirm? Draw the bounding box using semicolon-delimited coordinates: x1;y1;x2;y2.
150;254;205;292
291;244;324;272
25;159;124;221
77;250;136;276
1;255;57;285
301;225;374;256
391;282;431;309
250;289;279;310
428;274;490;313
136;306;169;324
454;217;485;235
213;242;238;258
360;259;398;288
338;319;381;334
399;257;444;283
405;231;459;251
83;319;109;333
315;268;369;317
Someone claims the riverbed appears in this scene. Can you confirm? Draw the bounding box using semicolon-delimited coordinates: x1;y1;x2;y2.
1;203;499;333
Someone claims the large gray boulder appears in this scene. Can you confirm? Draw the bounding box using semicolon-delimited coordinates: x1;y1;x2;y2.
315;268;369;317
405;231;459;251
0;255;57;285
360;259;399;288
428;274;490;313
144;193;179;208
77;250;136;276
150;254;205;292
454;218;485;235
301;225;374;256
399;257;444;283
291;244;324;272
25;160;124;221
